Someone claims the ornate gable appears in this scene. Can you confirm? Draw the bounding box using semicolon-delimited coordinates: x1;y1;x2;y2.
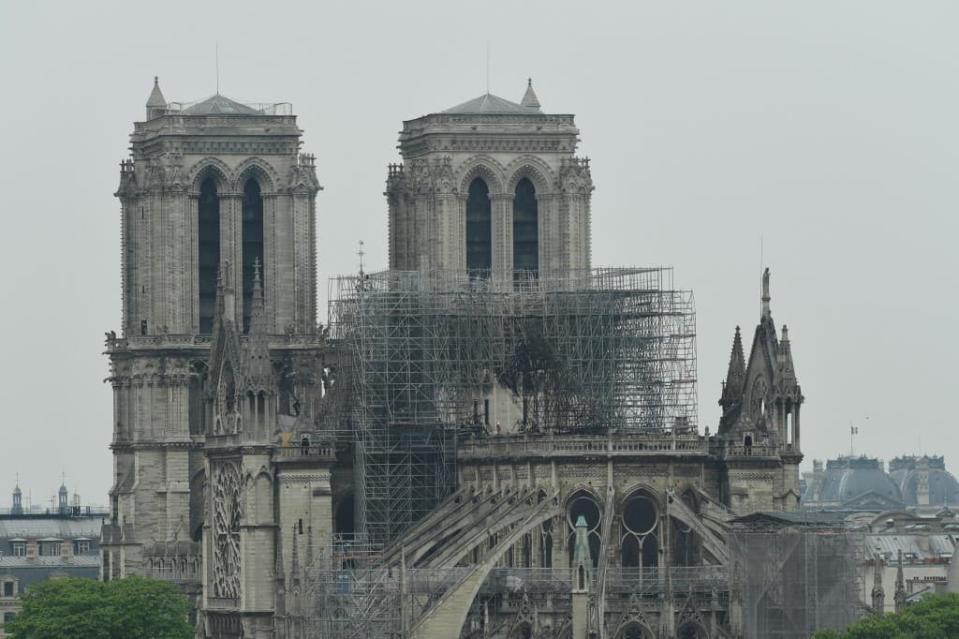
208;263;244;435
719;268;803;440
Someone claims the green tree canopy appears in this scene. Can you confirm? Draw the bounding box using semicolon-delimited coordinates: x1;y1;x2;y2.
814;593;959;639
6;576;192;639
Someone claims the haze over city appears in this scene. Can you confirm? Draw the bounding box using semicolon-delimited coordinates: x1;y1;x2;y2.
1;0;957;504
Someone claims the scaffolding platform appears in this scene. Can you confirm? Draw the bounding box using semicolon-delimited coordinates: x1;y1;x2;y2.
327;267;697;547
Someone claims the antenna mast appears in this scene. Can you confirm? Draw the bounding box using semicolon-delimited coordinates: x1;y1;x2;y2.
486;41;490;94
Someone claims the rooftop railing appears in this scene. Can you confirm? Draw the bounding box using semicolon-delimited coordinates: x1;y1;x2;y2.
722;444;779;458
105;332;325;352
276;444;336;461
458;432;709;460
165;101;293;116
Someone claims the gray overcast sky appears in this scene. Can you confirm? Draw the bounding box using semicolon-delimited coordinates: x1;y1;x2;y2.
1;1;957;506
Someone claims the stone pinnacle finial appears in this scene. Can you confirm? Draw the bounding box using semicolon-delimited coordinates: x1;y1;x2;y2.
521;78;541;110
249;257;267;335
216;260;235;324
761;267;771;319
253;257;263;295
146;76;167;120
720;325;747;410
894;549;906;612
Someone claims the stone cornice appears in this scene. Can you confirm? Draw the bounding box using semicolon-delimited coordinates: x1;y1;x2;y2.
110;441;205;452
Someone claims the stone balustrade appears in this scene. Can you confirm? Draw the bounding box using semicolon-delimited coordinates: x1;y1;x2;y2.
722;444;779;458
457;432;709;461
275;444;336;462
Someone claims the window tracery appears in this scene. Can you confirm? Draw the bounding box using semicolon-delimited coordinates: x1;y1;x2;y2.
212;461;242;600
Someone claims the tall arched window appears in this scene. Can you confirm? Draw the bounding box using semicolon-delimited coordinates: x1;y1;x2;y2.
512;178;538;278
466;177;491;276
242;178;264;333
567;491;602;567
621;491;659;569
198;177;221;334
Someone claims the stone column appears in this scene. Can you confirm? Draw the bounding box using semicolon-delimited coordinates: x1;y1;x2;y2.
436;193;459;271
292;190;314;331
794;404;801;451
491;193;513;285
537;194;557;280
263;193;278;332
188;193;200;334
455;195;467;273
273;194;295;333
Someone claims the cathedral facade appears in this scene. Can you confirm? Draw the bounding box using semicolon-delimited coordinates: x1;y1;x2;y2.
102;80;807;639
101;81;329;637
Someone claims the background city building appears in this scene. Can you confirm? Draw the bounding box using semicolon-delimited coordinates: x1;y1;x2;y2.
0;484;106;638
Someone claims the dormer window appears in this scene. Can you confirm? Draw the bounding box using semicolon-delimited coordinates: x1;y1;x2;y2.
11;543;25;557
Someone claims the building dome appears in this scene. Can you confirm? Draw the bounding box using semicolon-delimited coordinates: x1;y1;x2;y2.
889;456;959;507
804;457;904;509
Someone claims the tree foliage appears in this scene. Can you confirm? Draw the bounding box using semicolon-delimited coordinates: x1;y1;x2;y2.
813;593;959;639
6;576;192;639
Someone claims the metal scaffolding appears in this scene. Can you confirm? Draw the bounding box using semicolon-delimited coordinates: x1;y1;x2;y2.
728;525;864;638
327;267;697;547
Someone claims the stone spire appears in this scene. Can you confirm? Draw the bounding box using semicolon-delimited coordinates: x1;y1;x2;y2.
894;549;907;613
243;257;274;416
520;78;541;110
11;480;23;516
146;77;167;120
570;514;593;639
249;258;266;334
58;481;69;514
216;261;235;325
761;267;771;319
571;515;593;591
779;324;796;380
871;553;885;613
720;326;746;411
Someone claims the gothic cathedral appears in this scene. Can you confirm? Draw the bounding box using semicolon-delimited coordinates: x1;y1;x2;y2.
102;78;805;639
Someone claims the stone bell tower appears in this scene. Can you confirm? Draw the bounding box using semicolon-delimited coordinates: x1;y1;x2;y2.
386;80;593;282
102;78;322;585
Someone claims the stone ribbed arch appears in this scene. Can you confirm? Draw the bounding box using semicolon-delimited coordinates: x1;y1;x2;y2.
505;155;554;194
233;158;279;194
456;155;508;195
613;620;655;639
188;158;234;194
565;484;605;520
618;483;664;511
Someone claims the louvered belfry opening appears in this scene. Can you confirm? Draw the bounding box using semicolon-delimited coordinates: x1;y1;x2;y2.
198;177;221;334
512;177;539;277
466;177;491;276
